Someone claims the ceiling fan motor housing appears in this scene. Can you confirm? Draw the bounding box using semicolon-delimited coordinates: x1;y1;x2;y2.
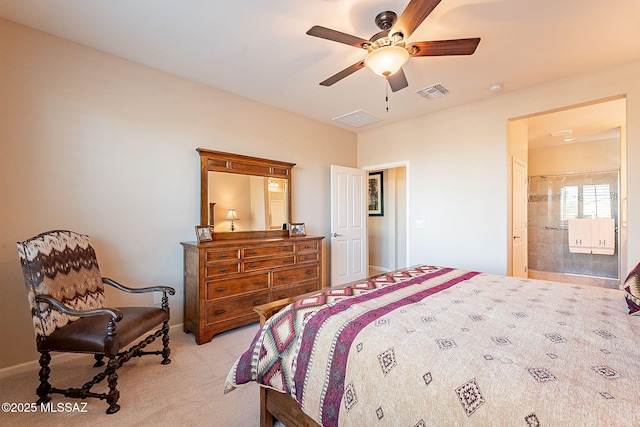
375;11;397;30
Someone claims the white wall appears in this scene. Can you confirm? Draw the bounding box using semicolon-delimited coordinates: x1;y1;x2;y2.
358;59;640;277
0;19;357;369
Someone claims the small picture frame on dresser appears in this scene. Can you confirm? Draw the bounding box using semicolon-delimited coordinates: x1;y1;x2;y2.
289;223;306;237
195;225;213;243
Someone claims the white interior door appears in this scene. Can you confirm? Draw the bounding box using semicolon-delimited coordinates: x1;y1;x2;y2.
512;157;528;277
331;165;367;286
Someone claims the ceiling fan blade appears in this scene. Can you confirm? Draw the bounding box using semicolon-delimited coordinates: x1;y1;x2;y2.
393;0;442;39
407;38;481;56
307;25;370;48
387;68;409;92
319;61;366;86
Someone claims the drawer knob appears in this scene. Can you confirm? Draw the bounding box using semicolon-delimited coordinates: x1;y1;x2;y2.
253;301;265;306
280;275;288;280
283;259;293;264
214;309;226;315
306;270;313;275
219;268;228;272
277;295;286;300
249;251;257;255
215;287;227;292
250;263;258;268
218;254;229;258
253;280;263;285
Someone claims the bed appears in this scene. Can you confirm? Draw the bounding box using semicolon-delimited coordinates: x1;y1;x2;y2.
225;265;640;427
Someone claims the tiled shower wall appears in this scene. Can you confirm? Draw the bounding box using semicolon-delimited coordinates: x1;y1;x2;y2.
527;171;619;279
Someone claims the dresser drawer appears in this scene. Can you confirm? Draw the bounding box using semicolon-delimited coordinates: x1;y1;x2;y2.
296;241;319;252
204;262;240;278
244;256;295;271
205;291;269;325
243;244;294;258
205;248;240;263
271;281;319;301
206;273;269;300
297;252;318;263
273;265;319;287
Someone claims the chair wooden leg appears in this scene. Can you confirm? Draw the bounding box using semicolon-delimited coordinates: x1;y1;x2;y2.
36;351;52;404
93;354;105;367
161;320;171;365
105;357;120;414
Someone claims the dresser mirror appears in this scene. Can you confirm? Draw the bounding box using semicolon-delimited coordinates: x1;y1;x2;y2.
198;148;295;239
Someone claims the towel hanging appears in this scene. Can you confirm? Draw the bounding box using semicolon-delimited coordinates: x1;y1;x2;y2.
568;219;592;254
591;218;615;255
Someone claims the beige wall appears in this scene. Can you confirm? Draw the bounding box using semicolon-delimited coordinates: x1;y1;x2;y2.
529;138;620;177
0;19;357;370
358;59;640;279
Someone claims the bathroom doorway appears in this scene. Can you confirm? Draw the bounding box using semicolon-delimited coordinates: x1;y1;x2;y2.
518;97;626;287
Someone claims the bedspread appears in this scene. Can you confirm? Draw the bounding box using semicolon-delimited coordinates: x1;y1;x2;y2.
225;266;640;426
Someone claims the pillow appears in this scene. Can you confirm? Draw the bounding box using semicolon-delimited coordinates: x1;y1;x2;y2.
623;262;640;315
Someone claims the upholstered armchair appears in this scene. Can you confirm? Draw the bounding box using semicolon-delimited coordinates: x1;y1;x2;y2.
17;230;175;414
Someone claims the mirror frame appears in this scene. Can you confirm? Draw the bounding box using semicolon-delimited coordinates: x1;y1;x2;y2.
197;148;295;240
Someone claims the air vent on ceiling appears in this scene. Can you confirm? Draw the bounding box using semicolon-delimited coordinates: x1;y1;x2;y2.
549;129;572;137
416;83;450;99
332;110;382;128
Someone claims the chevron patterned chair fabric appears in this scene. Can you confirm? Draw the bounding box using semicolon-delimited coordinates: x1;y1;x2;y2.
17;230;175;414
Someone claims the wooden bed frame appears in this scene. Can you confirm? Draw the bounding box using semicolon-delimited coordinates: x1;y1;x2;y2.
254;295;322;427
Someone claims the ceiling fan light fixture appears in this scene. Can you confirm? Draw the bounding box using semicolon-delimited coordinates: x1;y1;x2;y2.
364;45;409;77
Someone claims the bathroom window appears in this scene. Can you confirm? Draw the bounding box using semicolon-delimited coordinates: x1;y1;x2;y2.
583;184;612;218
560;184;611;221
560;186;578;221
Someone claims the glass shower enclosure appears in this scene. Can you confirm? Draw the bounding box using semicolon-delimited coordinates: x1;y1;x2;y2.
527;170;619;280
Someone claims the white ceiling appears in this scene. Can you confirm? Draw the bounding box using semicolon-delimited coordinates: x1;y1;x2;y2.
1;0;638;137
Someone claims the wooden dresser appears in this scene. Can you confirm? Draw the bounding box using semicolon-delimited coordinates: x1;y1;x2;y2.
181;235;324;344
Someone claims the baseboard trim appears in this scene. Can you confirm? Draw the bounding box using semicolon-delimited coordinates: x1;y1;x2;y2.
369;265;388;275
0;323;184;379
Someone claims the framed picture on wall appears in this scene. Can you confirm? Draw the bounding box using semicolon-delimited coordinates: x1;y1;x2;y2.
368;171;384;216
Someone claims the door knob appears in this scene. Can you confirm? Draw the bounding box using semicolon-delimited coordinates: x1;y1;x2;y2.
332;233;342;237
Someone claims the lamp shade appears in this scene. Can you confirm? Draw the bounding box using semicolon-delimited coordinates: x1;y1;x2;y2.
364;45;410;77
224;209;239;220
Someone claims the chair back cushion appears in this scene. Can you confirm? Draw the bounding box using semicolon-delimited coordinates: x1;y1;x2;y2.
17;230;105;342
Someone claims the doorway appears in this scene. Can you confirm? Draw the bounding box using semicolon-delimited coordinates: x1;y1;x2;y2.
364;163;409;276
508;96;626;287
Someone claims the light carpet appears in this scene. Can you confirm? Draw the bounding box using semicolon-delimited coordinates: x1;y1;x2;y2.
0;324;261;426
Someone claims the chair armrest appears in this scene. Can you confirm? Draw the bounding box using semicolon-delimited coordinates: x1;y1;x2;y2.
35;295;123;322
102;278;176;295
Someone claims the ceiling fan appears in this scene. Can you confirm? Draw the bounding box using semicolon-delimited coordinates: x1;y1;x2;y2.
306;0;480;92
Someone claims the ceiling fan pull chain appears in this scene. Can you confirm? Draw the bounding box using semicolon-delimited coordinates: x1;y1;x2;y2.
385;79;389;113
